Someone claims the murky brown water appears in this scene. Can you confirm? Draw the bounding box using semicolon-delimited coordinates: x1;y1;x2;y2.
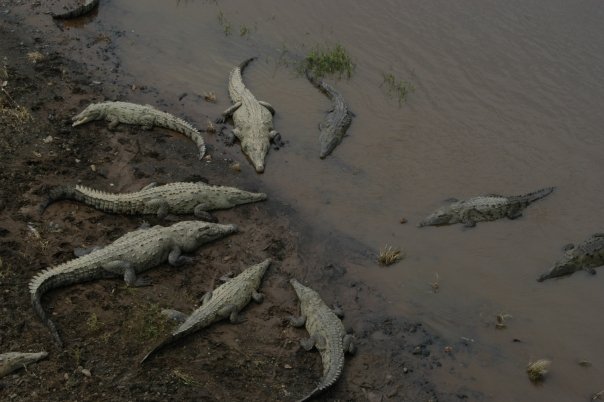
53;0;604;400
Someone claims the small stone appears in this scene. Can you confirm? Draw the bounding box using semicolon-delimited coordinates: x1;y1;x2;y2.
33;151;42;158
444;346;453;353
63;373;69;380
203;155;212;162
222;256;232;262
284;364;292;369
90;164;96;172
81;368;91;377
109;183;114;187
230;162;241;172
75;159;81;163
42;135;53;143
399;218;407;224
403;367;409;374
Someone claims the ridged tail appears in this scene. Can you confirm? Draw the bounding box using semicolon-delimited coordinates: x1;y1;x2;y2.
159;116;206;159
140;333;183;364
514;187;555;204
31;288;63;347
40;185;81;214
238;57;257;73
305;70;334;100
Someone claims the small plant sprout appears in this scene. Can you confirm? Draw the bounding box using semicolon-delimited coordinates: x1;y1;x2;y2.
380;72;414;106
203;91;216;103
378;245;403;266
495;313;512;329
205;119;216;133
430;273;440;293
526;359;551;383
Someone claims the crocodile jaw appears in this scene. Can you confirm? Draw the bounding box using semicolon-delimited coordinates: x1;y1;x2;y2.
72;105;103;126
241;138;269;174
319;129;339;159
418;209;454;227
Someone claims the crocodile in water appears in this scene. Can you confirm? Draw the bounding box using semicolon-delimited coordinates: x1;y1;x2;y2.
418;187;555;228
217;58;283;173
41;181;267;221
72;101;206;159
306;71;354;159
29;221;237;347
140;259;270;363
538;233;604;281
288;279;354;401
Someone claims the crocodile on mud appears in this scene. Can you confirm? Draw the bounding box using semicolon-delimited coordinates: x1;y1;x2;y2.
306;71;354;159
537;233;604;282
140;259;270;363
72;101;206;159
418;187;555;228
29;221;237;347
41;181;267;222
216;58;283;173
0;351;48;378
52;0;99;20
288;279;355;402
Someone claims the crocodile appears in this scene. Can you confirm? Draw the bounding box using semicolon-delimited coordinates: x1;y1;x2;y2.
72;101;206;159
306;71;354;159
140;259;270;363
216;57;283;173
288;279;354;402
418;187;555;228
0;351;48;378
537;233;604;282
52;0;99;20
29;221;237;347
41;181;267;221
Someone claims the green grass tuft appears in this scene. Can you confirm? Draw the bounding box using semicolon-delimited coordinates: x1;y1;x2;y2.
380;72;414;106
299;44;355;79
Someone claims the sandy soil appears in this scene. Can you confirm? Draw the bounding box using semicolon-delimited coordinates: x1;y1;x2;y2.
0;3;452;401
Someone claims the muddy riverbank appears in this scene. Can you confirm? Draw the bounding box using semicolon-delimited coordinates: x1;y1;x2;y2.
0;3;453;401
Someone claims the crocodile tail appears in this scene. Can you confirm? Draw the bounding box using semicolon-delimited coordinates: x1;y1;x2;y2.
39;185;80;214
238;57;257;73
515;187;555;204
140;334;179;364
31;288;63;347
161;116;206;159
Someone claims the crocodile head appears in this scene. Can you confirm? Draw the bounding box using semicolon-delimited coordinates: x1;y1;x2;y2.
290;278;320;306
241;258;271;283
0;352;48;377
240;136;270;173
226;189;267;206
170;221;238;252
537;254;581;282
72;103;105;126
418;206;455;227
318;123;340;159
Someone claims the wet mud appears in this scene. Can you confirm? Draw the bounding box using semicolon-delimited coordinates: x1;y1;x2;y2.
0;2;451;401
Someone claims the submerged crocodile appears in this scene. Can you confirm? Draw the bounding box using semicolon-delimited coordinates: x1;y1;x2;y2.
306;71;354;159
0;351;48;378
52;0;99;20
537;233;604;282
141;259;270;363
217;58;283;173
41;181;267;221
418;187;555;228
288;279;354;402
29;221;237;347
72;101;206;159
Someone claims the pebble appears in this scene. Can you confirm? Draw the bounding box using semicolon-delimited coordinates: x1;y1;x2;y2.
90;164;96;172
284;364;292;369
42;135;53;143
81;368;91;377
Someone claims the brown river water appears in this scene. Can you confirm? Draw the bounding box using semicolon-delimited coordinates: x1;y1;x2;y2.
52;0;604;400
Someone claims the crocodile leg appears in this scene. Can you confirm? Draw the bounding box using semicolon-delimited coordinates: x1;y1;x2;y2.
332;304;344;318
258;100;275;115
343;334;356;355
168;246;193;266
145;198;170;219
201;291;213;305
506;205;523;220
287;315;306;327
269;130;284;149
103;260;152;287
139;115;155;130
215;102;242;123
252;290;264;303
107;116;120;130
300;335;316;351
193;205;217;222
223;128;240;146
218;304;244;323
